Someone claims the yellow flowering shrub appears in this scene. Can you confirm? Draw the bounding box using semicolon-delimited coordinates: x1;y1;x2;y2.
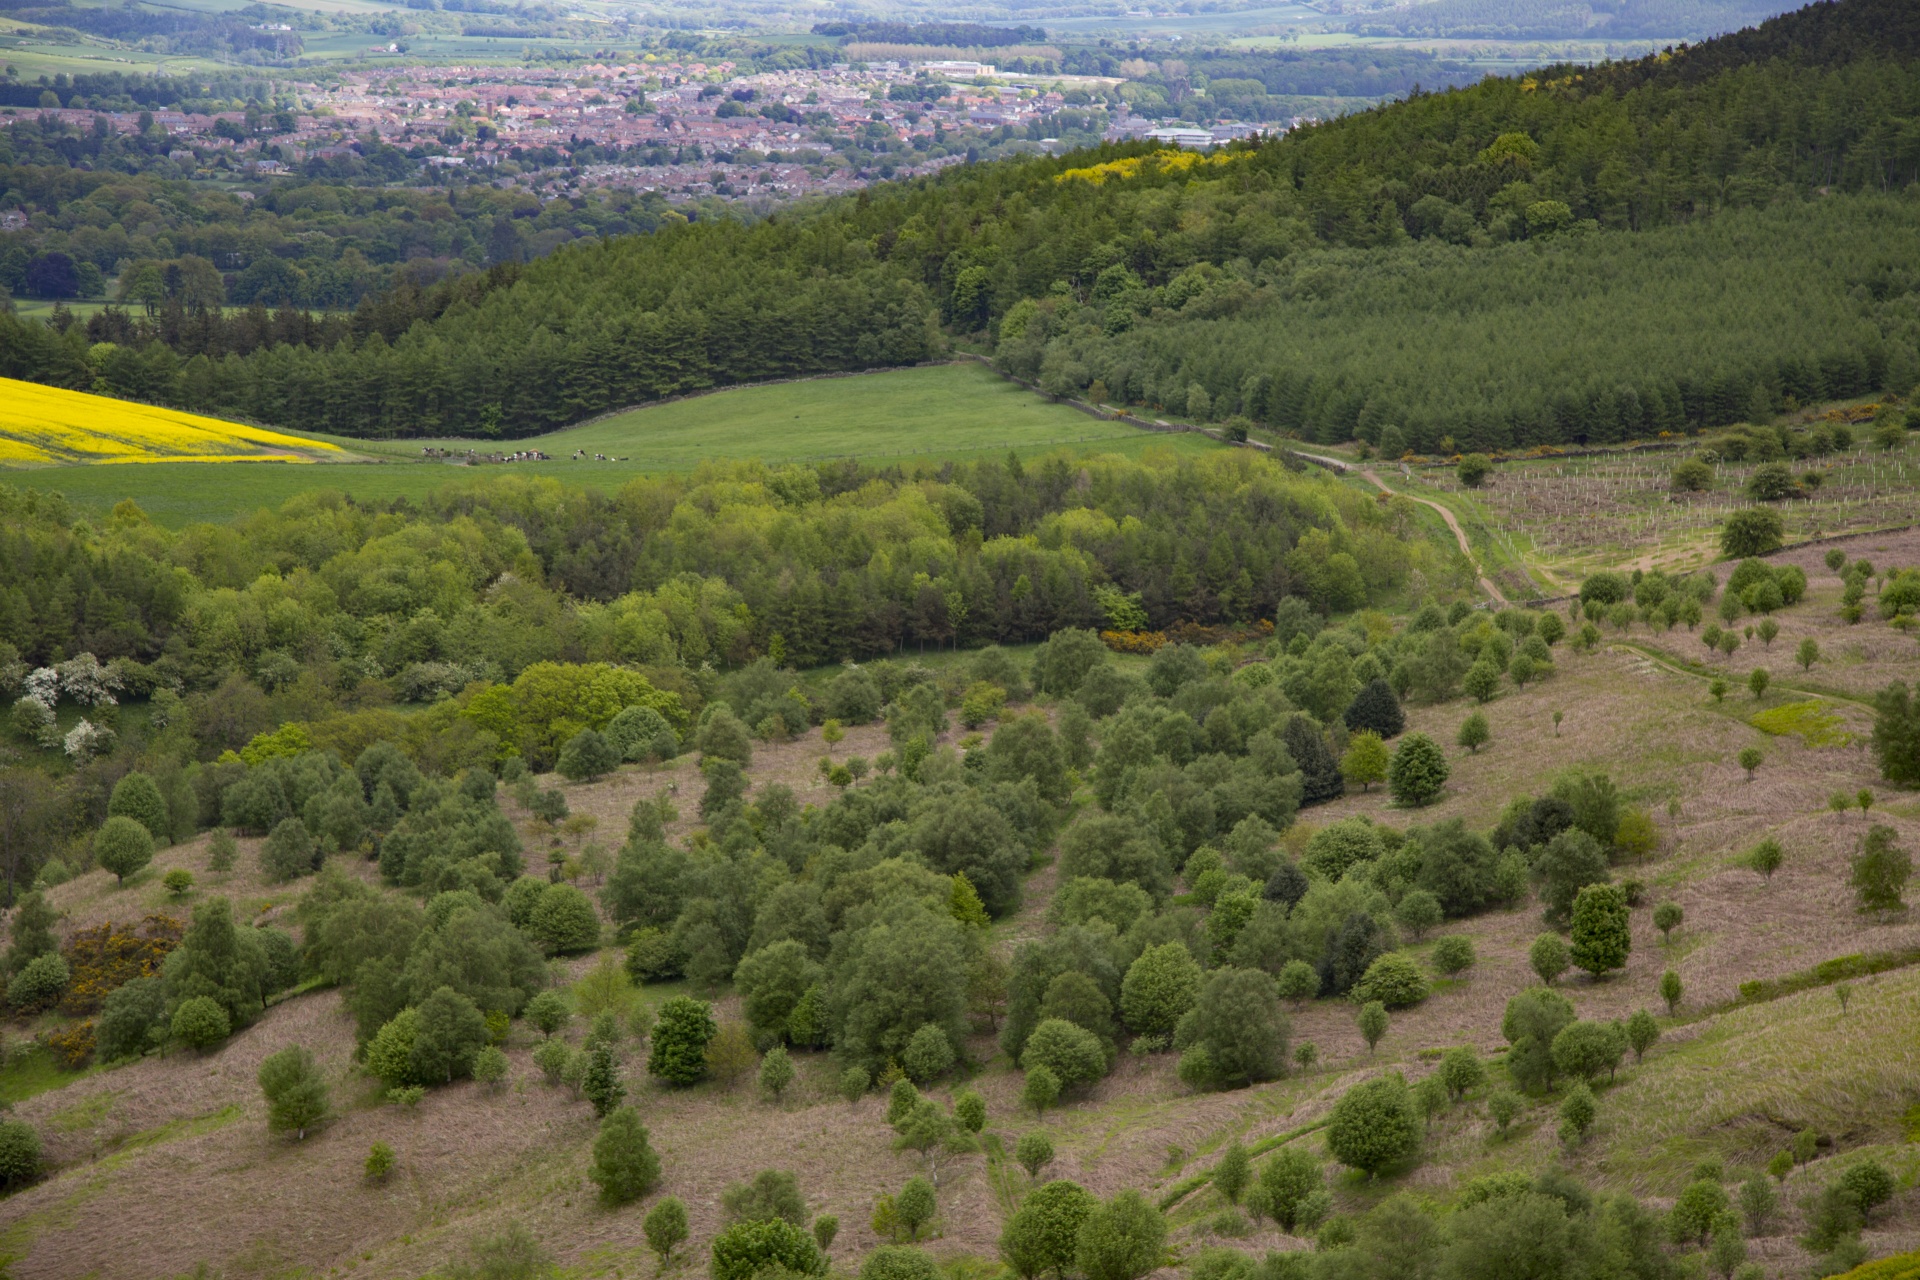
60;914;184;1016
1056;149;1246;185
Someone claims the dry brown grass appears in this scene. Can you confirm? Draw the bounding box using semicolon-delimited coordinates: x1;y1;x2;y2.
1421;436;1920;578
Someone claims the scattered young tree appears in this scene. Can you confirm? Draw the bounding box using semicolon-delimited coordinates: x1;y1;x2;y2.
411;986;490;1085
1487;1089;1521;1137
649;996;717;1085
646;1196;690;1268
1748;669;1770;700
207;828;236;873
1456;712;1491;754
1850;825;1910;915
902;1024;956;1084
895;1176;936;1240
710;1218;824;1280
588;1106;661;1205
1022;1064;1061;1117
1340;731;1389;793
839;1066;869;1105
1357;1001;1389;1055
107;771;170;842
1213;1141;1250;1205
1737;747;1763;782
1023;1019;1107;1091
760;1044;795;1100
1755;618;1779;648
1871;682;1920;785
1015;1131;1055;1180
887;1079;921;1128
1625;1008;1660;1062
1748;838;1783;882
365;1142;395;1183
257;1045;330;1140
1432;935;1475;976
259;816;318;883
1653;901;1683;944
1438;1045;1485;1101
94;815;155;885
1721;509;1784;558
525;989;570;1038
583;1041;626;1117
1464;663;1501;705
999;1179;1095;1280
1659;969;1684;1015
1325;1074;1420;1178
1739;1173;1776;1237
814;1215;840;1254
1387;733;1449;807
473;1045;510;1090
1558;1082;1596;1145
1669;1179;1731;1246
1074;1189;1167;1280
723;1170;808;1227
1248;1146;1323;1230
1394;890;1443;941
1529;933;1570;987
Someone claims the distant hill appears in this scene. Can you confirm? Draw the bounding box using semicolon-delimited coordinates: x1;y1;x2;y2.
1349;0;1801;42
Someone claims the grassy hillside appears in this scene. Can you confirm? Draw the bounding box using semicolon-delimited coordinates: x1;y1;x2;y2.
5;364;1222;526
418;364;1214;472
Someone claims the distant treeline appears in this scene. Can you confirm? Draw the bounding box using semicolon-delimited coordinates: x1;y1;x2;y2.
0;69;280;113
1350;0;1795;41
811;21;1048;48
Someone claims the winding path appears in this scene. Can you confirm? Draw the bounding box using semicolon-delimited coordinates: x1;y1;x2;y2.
1291;450;1510;606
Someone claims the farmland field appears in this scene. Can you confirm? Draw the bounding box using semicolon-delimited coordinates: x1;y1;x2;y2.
407;363;1216;470
4;363;1222;524
0;377;347;466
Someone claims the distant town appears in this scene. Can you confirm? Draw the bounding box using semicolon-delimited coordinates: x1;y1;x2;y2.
1;58;1288;204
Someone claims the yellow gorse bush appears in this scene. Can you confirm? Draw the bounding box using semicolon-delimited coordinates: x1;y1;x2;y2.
1056;148;1246;185
0;377;343;466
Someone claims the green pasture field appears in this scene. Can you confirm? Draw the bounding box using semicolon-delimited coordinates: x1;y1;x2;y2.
4;363;1223;525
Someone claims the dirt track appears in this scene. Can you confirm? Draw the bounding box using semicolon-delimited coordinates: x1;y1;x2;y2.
1290;451;1510;605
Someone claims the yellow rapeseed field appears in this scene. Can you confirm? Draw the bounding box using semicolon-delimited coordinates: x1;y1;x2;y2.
0;377;343;465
